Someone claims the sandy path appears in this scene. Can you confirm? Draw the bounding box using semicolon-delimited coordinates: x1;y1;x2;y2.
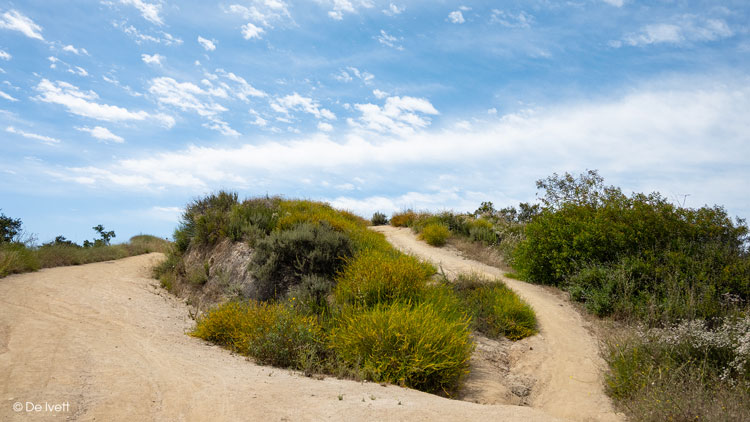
0;253;562;422
372;226;623;422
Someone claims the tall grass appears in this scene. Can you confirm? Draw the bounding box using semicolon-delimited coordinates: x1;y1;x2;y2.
0;234;169;278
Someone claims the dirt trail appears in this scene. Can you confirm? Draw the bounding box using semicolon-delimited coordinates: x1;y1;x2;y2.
0;253;562;422
372;226;623;422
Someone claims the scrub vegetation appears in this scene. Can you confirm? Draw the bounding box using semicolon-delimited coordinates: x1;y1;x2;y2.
155;192;536;396
0;211;169;277
390;170;749;420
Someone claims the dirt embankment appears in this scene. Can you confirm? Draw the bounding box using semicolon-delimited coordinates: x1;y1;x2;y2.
371;226;624;422
0;253;562;421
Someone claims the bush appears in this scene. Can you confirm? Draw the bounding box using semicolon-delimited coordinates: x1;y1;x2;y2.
419;223;450;247
371;212;388;226
0;242;40;276
604;317;750;421
329;301;473;395
192;300;323;369
0;211;23;243
227;198;280;242
287;274;336;316
452;274;537;340
174;191;239;252
252;222;352;301
334;249;434;307
514;171;750;323
390;210;417;227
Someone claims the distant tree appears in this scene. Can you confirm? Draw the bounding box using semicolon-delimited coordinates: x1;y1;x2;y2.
474;201;496;217
92;224;116;246
0;210;23;243
535;169;623;210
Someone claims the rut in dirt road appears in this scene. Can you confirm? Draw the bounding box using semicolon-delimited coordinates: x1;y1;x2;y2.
372;226;624;422
1;253;563;422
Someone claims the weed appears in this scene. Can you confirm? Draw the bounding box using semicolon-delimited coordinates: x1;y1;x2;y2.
371;212;388;226
329;301;473;395
419;223;450;247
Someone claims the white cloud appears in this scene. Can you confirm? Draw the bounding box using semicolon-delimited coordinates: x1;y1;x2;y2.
241;23;265;39
448;10;465;24
117;23;182;45
272;93;336;120
141;53;164;65
490;10;533;28
227;1;292;27
44;77;750;222
613;15;733;47
373;89;388;99
335;67;374;84
76;126;125;143
0;50;11;60
197;36;216;51
321;0;373;20
383;3;403;16
317;121;333;132
35;79;172;126
350;95;439;136
118;0;164;25
214;68;267;101
148;77;226;117
6;126;60;145
376;30;403;50
0;89;17;101
602;0;624;6
0;10;44;40
62;44;89;55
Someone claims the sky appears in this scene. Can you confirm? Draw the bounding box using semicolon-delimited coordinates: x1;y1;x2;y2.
0;0;749;244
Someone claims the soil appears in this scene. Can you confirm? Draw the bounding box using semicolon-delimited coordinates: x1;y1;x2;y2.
371;226;624;422
0;226;624;421
0;253;561;421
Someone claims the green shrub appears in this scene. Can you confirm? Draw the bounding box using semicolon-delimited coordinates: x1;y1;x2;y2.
514;171;750;324
334;249;434;307
174;191;239;252
371;212;388;226
192;300;323;368
227;198;280;242
0;242;40;276
0;211;23;243
252;222;352;301
390;210;417;227
452;274;537;340
329;301;473;395
287;274;336;316
419;223;450;247
468;218;498;245
604;318;750;421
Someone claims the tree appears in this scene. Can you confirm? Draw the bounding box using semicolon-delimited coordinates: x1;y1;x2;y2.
0;210;23;243
92;224;115;246
535;169;623;210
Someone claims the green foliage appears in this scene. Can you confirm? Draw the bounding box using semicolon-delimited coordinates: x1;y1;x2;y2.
334;249;434;307
604;318;750;421
252;222;352;301
92;224;116;246
227;197;280;243
371;211;388;226
390;210;417;227
174;191;240;252
451;274;537;340
0;242;40;276
329;301;473;395
286;274;336;316
192;300;323;369
419;223;450;246
514;171;750;324
0;210;23;243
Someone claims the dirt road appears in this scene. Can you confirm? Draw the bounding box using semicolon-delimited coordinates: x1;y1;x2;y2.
372;226;623;422
0;253;561;421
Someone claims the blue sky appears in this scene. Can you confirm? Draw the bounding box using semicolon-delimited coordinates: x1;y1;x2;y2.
1;0;749;244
